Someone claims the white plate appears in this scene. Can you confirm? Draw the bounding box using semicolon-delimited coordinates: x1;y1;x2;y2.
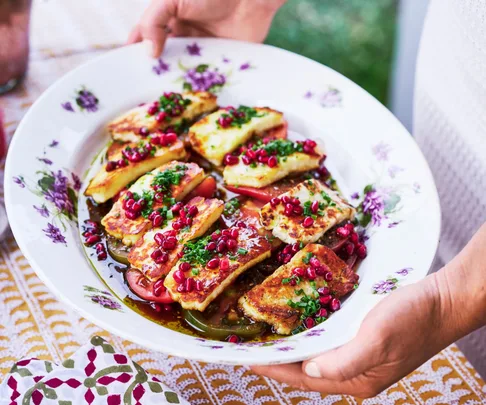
4;38;440;365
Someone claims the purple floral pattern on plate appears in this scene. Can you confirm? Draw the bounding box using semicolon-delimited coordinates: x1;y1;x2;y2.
179;62;227;93
373;268;413;294
13;140;81;246
49;140;59;148
186;42;201;56
239;62;251;71
372;142;392;162
62;88;99;113
84;286;122;311
152;58;170;75
304;87;342;107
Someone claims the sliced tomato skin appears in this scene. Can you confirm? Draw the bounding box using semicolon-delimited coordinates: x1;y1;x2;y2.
224;185;274;203
265;121;288;140
185;176;217;200
126;269;174;304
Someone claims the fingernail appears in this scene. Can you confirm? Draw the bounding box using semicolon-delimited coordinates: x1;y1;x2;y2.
304;362;321;378
143;39;154;58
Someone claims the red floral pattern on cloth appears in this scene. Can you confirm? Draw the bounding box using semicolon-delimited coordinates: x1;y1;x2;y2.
0;336;186;405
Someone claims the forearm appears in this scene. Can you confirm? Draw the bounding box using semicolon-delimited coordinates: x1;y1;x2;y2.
431;223;486;343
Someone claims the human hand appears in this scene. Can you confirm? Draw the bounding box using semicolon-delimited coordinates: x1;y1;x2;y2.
252;223;486;398
128;0;286;58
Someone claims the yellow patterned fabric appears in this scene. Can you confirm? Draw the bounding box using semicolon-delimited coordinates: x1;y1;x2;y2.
1;1;486;403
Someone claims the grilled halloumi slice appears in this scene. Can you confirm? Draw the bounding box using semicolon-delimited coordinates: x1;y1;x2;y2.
128;197;224;281
85;139;187;203
102;162;204;246
223;140;324;188
108;91;217;143
165;225;272;311
239;244;359;335
260;180;355;245
188;107;285;166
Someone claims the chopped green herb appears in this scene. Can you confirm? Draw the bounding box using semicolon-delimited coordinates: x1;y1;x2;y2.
303;252;313;264
181;235;214;266
217;106;265;129
224;198;240;216
191;269;200;276
237;248;248;255
151;165;187;193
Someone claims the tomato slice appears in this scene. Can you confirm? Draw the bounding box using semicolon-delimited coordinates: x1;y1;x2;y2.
224;185;274;203
126;269;174;304
185;176;217;200
265;121;288;140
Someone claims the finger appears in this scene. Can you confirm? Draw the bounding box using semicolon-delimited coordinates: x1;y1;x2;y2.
127;25;142;44
139;0;178;57
303;334;381;382
251;364;304;388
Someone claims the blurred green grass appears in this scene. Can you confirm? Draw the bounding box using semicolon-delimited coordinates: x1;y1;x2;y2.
265;0;397;104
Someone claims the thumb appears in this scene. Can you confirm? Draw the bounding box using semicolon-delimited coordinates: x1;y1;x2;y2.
139;0;178;58
303;333;380;381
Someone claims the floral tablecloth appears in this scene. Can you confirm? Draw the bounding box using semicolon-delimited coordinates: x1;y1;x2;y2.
1;0;486;403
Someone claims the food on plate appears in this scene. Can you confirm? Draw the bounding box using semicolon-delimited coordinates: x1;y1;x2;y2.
223;138;324;188
188;106;285;166
82;100;367;343
127;196;224;280
85;137;186;203
164;223;272;311
101;162;204;245
239;244;359;334
108;91;217;143
260;179;356;244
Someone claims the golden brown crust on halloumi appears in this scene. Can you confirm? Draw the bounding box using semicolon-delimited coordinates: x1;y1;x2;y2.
101;162;204;246
239;244;358;335
128;197;224;281
84;140;187;204
108;92;217;143
260;180;356;245
165;226;272;311
223;148;324;188
188;107;285;166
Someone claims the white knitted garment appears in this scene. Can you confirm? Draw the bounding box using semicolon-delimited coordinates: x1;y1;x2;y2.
414;0;486;377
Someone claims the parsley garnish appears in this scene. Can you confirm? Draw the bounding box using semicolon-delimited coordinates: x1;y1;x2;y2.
181;235;214;266
217;106;265;128
224;198;240;216
303;252;313;264
237;248;248;255
320;191;336;207
151;165;187;193
132;190;155;218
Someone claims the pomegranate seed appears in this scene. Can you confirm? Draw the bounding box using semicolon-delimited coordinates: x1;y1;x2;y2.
311;200;320;213
317;308;328;318
282;195;291;204
205;242;216;251
283;245;292;254
283;254;292;264
258;155;269;164
179;262;191;272
152;303;162;312
125;211;139;220
185;277;195;292
188;205;198;217
306;267;316;280
230;228;239;239
105;161;117;172
156;111;167;122
336;227;350;238
227;239;238;251
227;334;239;343
211;232;220;241
356;244;367;259
117;159;128;168
309;257;321;268
224;154;239;166
220;258;230;271
163;237;177;250
151;249;162;260
164;230;177;237
150;135;161;145
246;149;257;159
291;197;300;206
293;205;304;215
302;216;314;227
85;235;100;245
171;202;184;214
124;198;135;210
153;279;165;297
324;272;333;282
97;251;107;260
236;221;247;228
241;155;252;165
132;202;142;212
303;144;314;154
162;304;173;312
148;211;157;220
154;233;164;246
164;132;177;144
270;197;281;207
345;242;355;256
195;280;203;291
207;257;220;269
289;278;297;286
172;220;183;231
350;232;359;244
306;139;317;148
221;229;231;237
152;215;163;227
147;105;158;115
154;192;164;203
315;265;327;276
267;156;278;168
173;270;186;284
157;252;169;264
330;298;341;312
184;217;193;226
218;116;233;128
292;267;305;277
320;295;332;306
291;243;300;253
317;286;330;296
217;240;227;253
345;223;355;232
138;127;149;136
177;284;186;293
304;317;315;329
284;204;294;216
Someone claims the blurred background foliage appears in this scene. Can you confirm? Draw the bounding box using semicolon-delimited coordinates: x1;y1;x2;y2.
265;0;398;105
